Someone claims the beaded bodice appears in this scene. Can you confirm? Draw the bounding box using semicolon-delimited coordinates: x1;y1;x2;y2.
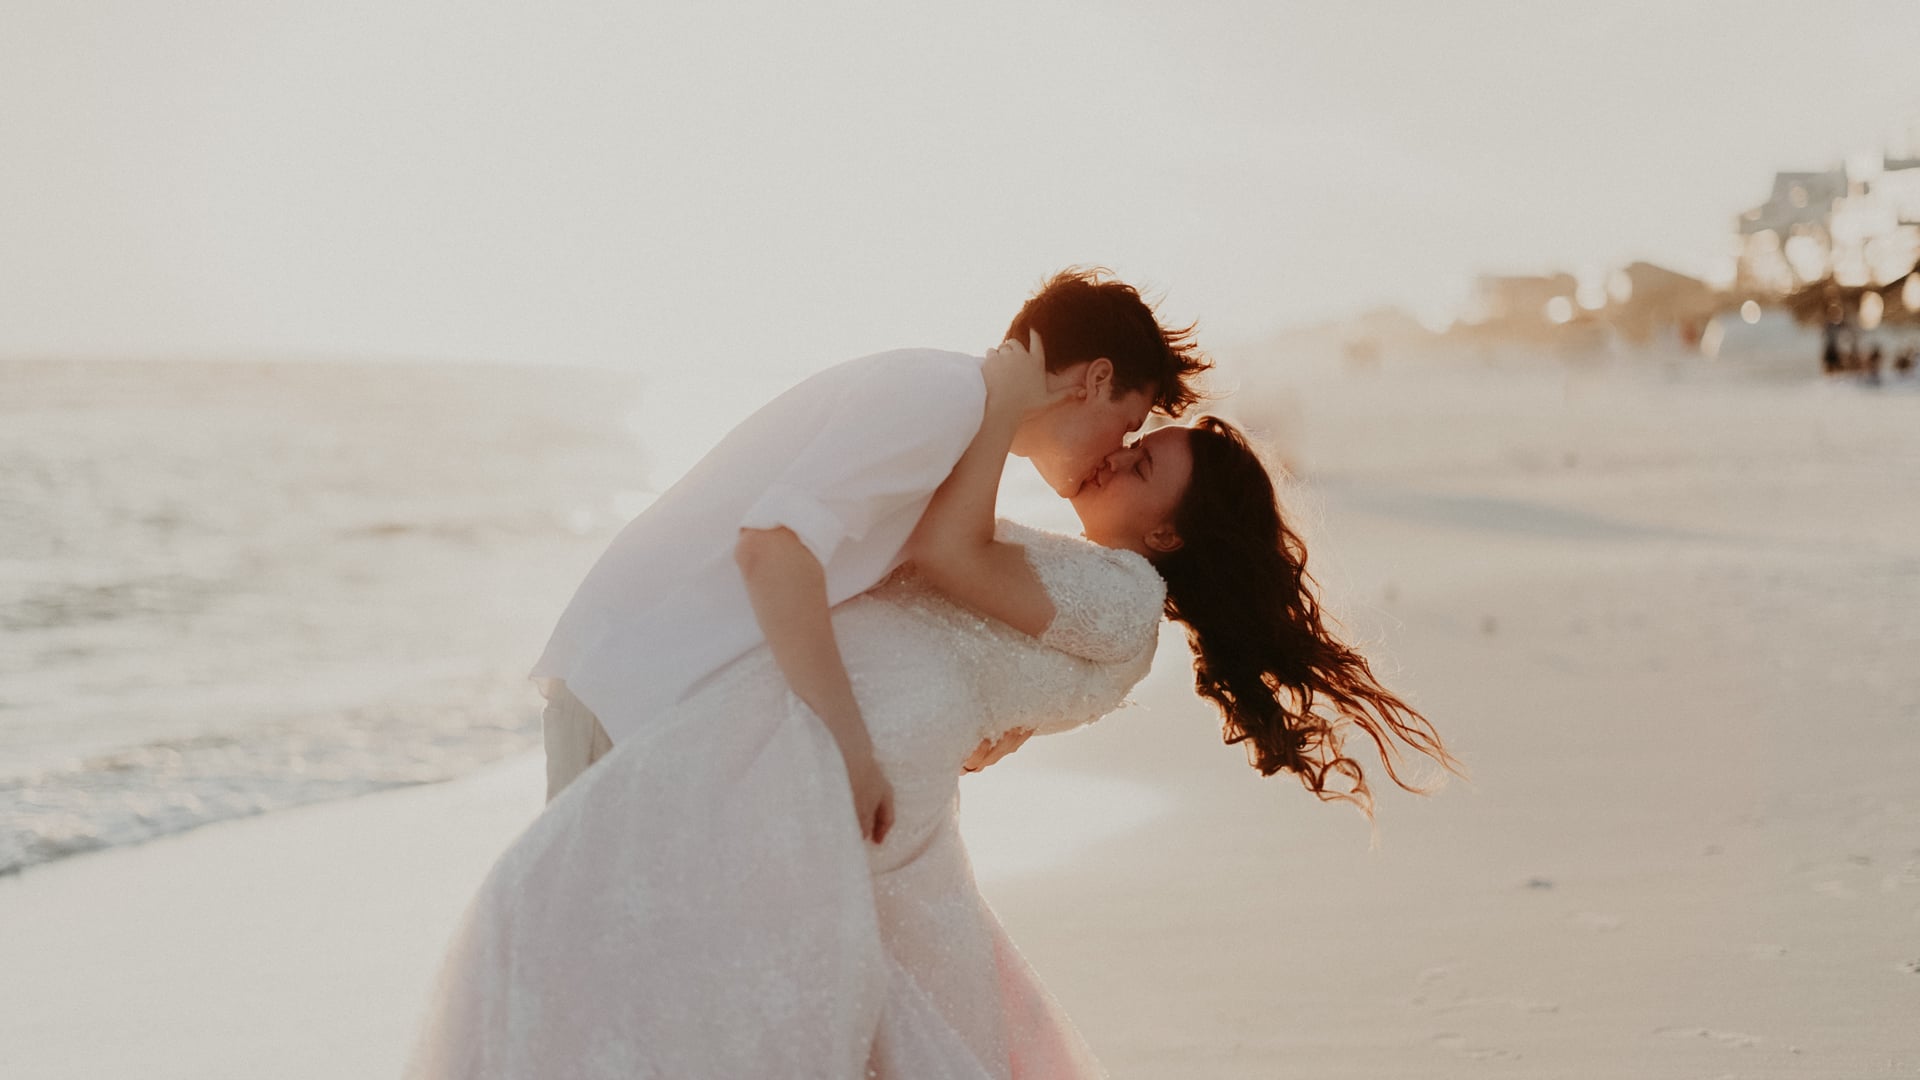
682;519;1164;871
862;519;1163;741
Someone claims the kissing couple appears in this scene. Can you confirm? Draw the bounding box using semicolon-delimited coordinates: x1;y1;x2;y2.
405;268;1454;1078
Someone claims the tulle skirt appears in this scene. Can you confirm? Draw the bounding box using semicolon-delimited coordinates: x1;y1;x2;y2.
403;682;1104;1079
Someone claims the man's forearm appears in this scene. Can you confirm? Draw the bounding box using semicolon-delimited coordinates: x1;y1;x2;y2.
734;527;873;762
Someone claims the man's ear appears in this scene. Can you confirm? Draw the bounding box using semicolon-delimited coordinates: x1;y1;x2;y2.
1084;357;1115;400
1145;524;1183;555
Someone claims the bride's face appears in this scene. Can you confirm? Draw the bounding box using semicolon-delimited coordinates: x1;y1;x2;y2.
1068;425;1193;557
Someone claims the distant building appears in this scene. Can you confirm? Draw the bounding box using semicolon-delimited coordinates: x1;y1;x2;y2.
1735;167;1850;294
1738;168;1850;238
1463;273;1577;327
1605;262;1718;345
1736;159;1920;294
1876;154;1920;223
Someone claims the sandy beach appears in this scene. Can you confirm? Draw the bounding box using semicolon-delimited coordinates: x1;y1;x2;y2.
4;360;1916;1078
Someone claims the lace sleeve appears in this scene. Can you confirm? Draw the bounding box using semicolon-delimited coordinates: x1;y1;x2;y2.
1012;525;1165;665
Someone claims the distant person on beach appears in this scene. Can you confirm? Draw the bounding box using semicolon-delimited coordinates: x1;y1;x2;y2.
1822;324;1842;375
404;276;1454;1078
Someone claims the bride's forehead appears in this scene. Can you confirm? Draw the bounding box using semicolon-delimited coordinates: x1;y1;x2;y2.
1143;424;1189;449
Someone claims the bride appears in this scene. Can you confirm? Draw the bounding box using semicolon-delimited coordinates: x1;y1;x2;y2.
404;339;1455;1079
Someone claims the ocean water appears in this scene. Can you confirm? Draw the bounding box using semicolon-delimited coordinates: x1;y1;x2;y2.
0;353;1075;877
0;357;660;874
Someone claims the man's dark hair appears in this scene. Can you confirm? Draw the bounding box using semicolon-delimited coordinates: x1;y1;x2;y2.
1005;267;1211;416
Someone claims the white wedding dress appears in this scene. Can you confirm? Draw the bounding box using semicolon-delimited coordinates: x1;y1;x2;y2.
405;521;1164;1079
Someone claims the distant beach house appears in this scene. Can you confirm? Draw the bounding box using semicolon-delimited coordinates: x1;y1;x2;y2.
1455;265;1715;347
1870;155;1920;228
1606;262;1718;344
1737;158;1920;296
1462;273;1578;337
1739;168;1850;237
1736;167;1850;294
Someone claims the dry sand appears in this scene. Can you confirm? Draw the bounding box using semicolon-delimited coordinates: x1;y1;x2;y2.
3;362;1916;1077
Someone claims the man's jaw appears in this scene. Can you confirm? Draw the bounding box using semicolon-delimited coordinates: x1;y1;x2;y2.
1057;463;1106;500
1031;454;1103;499
1032;457;1084;499
1073;461;1115;497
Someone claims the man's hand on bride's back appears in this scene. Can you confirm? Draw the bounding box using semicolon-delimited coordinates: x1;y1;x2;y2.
961;727;1035;774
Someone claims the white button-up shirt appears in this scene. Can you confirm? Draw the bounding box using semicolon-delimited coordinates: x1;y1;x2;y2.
532;348;987;744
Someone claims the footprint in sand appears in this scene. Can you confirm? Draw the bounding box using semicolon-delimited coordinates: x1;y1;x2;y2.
1407;965;1452;1007
1432;1032;1522;1061
1430;995;1560;1015
1813;879;1856;899
1656;1026;1762;1049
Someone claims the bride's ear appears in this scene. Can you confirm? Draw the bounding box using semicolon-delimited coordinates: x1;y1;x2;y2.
1144;524;1183;555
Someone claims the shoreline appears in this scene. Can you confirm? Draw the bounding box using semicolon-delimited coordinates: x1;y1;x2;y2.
0;701;1187;1080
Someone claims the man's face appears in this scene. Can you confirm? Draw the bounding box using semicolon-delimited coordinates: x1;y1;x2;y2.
1011;362;1154;496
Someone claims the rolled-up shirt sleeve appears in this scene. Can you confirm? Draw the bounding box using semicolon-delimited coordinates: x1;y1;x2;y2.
738;357;986;567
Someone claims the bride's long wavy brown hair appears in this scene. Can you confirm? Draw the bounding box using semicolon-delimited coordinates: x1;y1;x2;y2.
1154;417;1461;817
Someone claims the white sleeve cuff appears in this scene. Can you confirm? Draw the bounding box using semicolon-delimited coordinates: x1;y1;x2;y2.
739;485;846;566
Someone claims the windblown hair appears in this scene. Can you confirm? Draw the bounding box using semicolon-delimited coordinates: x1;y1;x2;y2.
1154;417;1461;817
1005;267;1211;416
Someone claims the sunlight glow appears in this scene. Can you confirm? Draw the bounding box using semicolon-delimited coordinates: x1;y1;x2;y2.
1784;235;1830;283
5;5;1920;366
1699;317;1726;359
1606;271;1634;304
1859;290;1885;330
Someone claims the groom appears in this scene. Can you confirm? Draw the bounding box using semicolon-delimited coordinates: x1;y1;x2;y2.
534;268;1208;842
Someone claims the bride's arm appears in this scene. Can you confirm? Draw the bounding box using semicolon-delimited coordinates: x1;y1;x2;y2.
907;334;1064;637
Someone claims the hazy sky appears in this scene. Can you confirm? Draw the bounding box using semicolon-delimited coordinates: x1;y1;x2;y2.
4;1;1917;374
